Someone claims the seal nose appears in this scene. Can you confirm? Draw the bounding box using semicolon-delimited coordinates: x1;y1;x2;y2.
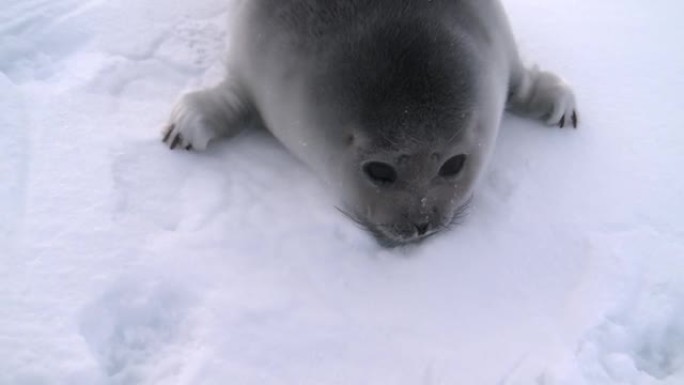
415;222;430;236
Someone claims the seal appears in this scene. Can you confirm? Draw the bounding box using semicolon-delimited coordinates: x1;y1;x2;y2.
162;0;578;246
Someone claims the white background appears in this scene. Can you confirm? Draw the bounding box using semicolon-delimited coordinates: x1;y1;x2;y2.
1;0;683;384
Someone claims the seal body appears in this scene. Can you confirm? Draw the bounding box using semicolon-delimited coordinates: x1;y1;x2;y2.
163;0;578;246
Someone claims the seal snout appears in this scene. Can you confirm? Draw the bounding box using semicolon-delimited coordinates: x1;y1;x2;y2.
371;214;442;247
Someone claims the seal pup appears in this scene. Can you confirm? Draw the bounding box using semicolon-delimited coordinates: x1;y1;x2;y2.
162;0;578;246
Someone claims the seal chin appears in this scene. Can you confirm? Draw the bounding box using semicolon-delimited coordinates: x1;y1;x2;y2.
369;223;442;248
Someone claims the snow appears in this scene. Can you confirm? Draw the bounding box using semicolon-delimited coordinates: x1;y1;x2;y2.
1;0;683;384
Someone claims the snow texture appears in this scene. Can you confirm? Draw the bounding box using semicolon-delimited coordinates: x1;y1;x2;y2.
1;0;683;384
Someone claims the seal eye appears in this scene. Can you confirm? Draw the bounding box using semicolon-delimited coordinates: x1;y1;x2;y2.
363;162;397;185
439;154;467;178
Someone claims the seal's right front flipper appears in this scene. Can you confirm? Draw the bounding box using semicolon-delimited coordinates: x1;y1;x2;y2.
506;65;578;129
163;80;251;151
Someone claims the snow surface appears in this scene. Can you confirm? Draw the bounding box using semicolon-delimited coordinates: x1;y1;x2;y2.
1;0;683;384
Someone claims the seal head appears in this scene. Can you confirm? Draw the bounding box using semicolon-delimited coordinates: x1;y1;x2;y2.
312;20;490;245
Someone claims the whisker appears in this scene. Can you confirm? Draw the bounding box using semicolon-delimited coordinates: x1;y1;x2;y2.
335;206;372;231
447;196;473;230
334;207;404;247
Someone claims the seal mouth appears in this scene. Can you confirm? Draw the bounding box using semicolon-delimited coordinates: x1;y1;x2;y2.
336;198;472;248
372;225;441;248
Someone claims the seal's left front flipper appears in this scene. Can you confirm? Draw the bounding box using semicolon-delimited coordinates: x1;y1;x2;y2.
506;66;578;128
162;80;251;151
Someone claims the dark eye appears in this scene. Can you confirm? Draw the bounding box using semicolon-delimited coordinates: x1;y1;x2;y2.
363;162;397;185
439;154;467;178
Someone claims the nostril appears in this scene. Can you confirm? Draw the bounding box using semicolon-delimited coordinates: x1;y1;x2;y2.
415;222;430;236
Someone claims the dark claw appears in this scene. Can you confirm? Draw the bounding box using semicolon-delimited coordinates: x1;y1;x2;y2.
185;144;192;151
163;125;174;143
170;134;181;150
572;111;578;129
559;115;566;128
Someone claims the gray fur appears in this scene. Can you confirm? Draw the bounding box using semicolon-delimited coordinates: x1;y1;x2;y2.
162;0;578;246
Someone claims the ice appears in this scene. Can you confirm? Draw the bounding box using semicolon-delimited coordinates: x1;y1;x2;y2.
1;0;683;384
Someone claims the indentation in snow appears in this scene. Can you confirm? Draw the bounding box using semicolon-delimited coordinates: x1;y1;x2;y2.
79;278;196;384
